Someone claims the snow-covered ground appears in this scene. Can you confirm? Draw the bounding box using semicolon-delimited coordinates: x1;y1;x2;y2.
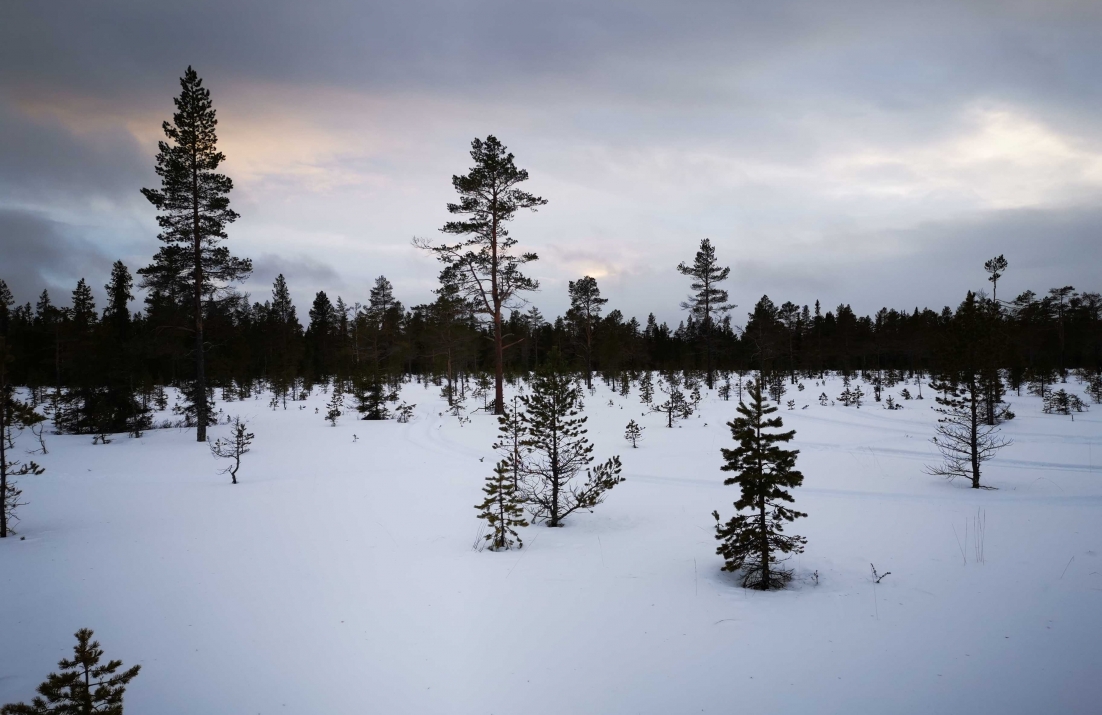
2;376;1100;714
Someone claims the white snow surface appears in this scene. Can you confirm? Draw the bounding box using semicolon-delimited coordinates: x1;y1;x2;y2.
2;376;1101;714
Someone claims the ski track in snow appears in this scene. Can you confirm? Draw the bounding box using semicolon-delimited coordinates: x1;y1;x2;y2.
1;376;1101;714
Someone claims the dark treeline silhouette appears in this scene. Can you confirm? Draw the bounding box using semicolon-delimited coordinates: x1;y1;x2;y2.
0;267;1099;435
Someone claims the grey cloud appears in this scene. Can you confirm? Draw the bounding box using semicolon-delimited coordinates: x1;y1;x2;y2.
1;0;1100;324
0;208;113;305
245;253;346;310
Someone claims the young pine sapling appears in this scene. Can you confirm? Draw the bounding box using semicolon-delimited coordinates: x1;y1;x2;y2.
0;628;140;715
474;459;529;551
624;419;643;448
208;416;254;485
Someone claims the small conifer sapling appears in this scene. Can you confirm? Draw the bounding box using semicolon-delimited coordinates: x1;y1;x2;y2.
624;419;643;448
475;459;529;550
520;356;624;527
0;628;140;715
208;416;253;484
713;378;807;590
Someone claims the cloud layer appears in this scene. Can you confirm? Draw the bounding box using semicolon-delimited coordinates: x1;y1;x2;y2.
2;0;1100;320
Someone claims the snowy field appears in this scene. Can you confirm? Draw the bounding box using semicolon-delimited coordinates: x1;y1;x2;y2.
2;376;1101;714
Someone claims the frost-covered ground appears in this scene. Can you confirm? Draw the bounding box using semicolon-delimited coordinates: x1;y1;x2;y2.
2;376;1101;714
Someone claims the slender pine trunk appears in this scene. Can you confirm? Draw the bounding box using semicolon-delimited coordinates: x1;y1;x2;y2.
193;153;207;442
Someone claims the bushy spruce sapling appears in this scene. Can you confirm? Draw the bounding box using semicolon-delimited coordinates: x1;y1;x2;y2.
624;419;643;448
325;389;343;426
713;378;807;590
475;459;529;550
1;628;140;715
520;356;624;527
1043;389;1087;417
208;416;253;484
356;376;398;420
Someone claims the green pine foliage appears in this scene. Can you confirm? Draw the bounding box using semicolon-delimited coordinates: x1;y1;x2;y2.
520;356;624;527
475;459;529;551
1;628;140;715
713;378;807;590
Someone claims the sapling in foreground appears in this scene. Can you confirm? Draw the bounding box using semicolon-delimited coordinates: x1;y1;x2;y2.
475;459;529;550
209;416;253;484
520;355;624;527
1;628;140;715
713;378;807;590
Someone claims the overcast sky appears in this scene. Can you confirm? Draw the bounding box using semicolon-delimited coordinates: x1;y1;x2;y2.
2;0;1100;325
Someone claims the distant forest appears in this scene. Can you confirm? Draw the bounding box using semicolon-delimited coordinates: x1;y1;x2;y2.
0;67;1099;440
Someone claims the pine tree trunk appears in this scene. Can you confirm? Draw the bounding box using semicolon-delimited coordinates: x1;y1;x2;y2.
970;374;980;489
494;306;504;415
193;156;208;443
0;387;8;538
550;404;560;526
759;497;769;589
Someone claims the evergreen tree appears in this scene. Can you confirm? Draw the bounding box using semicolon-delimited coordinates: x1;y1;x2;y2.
102;261;134;334
1;628;140;715
208;416;253;484
306;291;338;379
984;254;1008;302
355;376;397;420
139;66;251;442
651;372;693;427
624;419;643;448
475;459;529;551
566;276;608;389
1;342;45;538
519;355;623;527
70;279;97;331
325;388;344;426
677;238;734;388
712;378;807;590
0;279;14;337
416;135;546;415
492;395;527;488
638;370;654;405
926;374;1011;489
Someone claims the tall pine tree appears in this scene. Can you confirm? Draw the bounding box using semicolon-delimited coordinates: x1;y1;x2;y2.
566;275;608;389
139;66;251;442
416;135;546;414
713;378;807;590
677;238;734;388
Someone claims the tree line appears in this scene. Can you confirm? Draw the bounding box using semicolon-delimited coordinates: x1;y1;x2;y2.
0;66;1099;442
